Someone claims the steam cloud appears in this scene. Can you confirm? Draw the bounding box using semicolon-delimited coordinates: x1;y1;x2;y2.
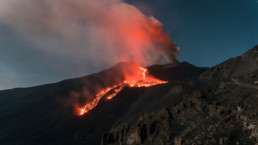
0;0;179;68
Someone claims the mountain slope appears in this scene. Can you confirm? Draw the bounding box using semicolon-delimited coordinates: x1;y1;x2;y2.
0;61;207;145
200;45;258;82
1;46;257;145
101;45;258;145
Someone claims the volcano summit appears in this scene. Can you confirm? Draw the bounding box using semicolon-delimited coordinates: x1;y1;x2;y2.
0;46;257;145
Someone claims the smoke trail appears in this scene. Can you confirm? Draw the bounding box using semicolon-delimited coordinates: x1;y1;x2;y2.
0;0;179;67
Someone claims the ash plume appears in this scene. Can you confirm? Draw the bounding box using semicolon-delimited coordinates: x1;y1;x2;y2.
0;0;179;68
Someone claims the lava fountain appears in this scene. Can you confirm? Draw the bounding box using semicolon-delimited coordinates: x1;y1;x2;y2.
78;64;167;116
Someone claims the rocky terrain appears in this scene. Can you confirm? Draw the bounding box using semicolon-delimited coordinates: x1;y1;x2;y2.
0;45;257;145
0;58;207;145
101;45;258;145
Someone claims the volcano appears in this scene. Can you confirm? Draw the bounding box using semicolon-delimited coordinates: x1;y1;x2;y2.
0;46;257;145
0;61;207;145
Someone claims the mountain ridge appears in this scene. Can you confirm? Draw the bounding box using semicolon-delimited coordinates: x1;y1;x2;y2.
0;60;208;145
101;45;258;145
0;45;257;145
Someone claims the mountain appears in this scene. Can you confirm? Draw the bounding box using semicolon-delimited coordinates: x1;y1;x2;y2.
0;45;257;145
0;60;208;145
200;46;258;82
101;45;258;145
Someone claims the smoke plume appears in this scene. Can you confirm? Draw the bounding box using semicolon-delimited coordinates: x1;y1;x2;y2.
0;0;179;68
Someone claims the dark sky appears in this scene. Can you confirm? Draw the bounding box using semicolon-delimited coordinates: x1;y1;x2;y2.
128;0;258;66
0;0;257;90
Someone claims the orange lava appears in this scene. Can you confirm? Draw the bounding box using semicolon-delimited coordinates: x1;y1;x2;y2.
78;66;167;116
106;85;124;100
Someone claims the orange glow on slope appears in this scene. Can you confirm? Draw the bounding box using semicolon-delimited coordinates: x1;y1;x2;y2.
78;65;167;116
106;85;124;100
79;87;113;115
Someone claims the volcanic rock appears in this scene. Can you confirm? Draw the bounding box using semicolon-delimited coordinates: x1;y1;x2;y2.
0;60;207;145
0;45;257;145
101;45;258;145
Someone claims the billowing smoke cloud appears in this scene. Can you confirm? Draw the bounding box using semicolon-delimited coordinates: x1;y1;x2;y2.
0;0;179;68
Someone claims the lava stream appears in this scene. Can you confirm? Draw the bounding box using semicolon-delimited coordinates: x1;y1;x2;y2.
78;66;167;116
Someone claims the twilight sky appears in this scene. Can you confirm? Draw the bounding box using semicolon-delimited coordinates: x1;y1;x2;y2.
0;0;257;90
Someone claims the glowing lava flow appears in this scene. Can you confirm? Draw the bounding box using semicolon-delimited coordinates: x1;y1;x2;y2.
78;66;167;116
